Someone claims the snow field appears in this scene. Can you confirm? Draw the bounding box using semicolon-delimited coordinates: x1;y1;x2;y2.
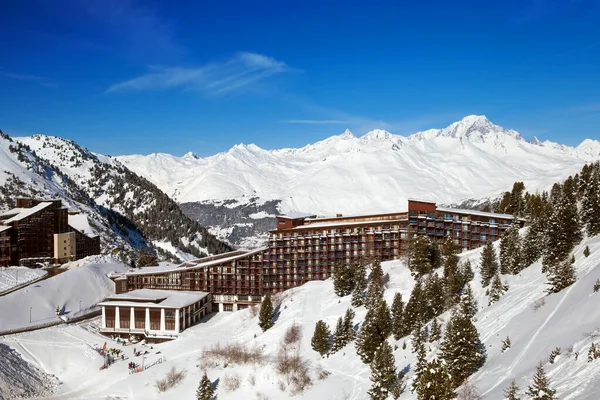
0;267;47;294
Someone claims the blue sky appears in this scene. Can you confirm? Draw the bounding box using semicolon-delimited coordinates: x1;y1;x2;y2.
0;0;599;156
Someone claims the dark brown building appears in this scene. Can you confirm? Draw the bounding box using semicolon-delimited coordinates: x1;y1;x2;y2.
115;200;517;310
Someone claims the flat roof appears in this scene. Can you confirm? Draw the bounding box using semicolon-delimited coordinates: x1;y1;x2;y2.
290;218;409;230
182;247;267;271
0;226;11;233
278;212;317;219
3;202;53;223
124;264;182;276
436;207;513;219
68;213;98;238
305;211;408;223
99;289;209;309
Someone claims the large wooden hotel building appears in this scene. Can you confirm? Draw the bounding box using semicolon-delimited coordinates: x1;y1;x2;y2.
108;200;515;324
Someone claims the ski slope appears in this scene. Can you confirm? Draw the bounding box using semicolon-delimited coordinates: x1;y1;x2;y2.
0;267;47;294
2;236;600;399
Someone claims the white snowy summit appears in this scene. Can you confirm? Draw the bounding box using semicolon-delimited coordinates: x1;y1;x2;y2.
118;115;600;216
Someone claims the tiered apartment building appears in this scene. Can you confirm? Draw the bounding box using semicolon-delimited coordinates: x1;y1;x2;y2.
113;200;515;315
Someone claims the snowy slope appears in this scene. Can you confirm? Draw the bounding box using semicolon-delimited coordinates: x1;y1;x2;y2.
3;234;600;399
0;258;128;333
118;115;600;216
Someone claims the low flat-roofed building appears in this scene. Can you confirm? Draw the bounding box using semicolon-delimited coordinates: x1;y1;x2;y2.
98;289;211;341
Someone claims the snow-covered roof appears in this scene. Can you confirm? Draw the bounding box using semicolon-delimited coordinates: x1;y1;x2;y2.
181;248;267;271
124;264;182;276
68;213;98;238
3;202;53;224
0;208;26;218
292;218;409;230
278;212;317;219
436;207;514;219
0;226;11;233
99;289;208;309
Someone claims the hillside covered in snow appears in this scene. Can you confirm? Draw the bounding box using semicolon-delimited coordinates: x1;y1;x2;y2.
0;130;231;262
2;235;600;399
118;115;600;246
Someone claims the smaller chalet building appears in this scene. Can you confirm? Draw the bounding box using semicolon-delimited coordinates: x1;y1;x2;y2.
98;289;211;340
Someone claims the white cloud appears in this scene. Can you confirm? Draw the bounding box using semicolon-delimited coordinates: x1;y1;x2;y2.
106;52;293;94
0;71;57;88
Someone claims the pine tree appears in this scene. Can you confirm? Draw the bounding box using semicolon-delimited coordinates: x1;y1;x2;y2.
546;259;576;293
501;336;512;353
461;259;474;282
366;261;384;310
440;307;486;388
410;235;433;279
430;317;442;342
504;380;520;400
411;325;428;393
488;272;505;305
526;362;556;400
258;294;274;332
343;307;356;341
580;164;600;236
375;299;392;340
500;224;522;274
351;262;368;307
391;292;405;340
480;240;499;287
196;372;214;400
404;280;424;333
429;240;443;270
331;317;346;353
584;246;591;257
368;340;399;400
356;306;385;364
333;261;353;297
415;358;456;400
461;283;478;319
425;273;446;318
521;193;550;268
444;236;463;307
311;320;331;356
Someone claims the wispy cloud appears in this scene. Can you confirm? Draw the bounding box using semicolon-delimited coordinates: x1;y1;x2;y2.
281;120;351;125
0;71;57;88
106;52;294;94
567;102;600;114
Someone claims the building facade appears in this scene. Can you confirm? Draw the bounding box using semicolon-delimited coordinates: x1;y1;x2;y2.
0;197;101;266
114;200;516;310
98;289;211;341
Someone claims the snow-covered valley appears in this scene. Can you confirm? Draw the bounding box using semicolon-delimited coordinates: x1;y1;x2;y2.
2;234;600;399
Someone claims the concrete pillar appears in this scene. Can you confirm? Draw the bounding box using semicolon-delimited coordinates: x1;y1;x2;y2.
130;307;135;330
160;308;166;331
188;306;192;327
175;309;180;332
101;306;106;328
145;308;150;332
115;307;120;330
233;303;238;312
218;303;224;312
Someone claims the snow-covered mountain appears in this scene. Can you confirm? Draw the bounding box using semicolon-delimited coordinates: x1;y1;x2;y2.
118;115;600;216
117;115;600;247
0;131;231;262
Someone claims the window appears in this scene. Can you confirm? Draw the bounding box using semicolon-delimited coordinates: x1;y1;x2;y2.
223;304;234;312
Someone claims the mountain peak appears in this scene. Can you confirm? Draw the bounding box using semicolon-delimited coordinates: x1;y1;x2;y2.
361;129;392;141
183;151;198;160
340;129;355;139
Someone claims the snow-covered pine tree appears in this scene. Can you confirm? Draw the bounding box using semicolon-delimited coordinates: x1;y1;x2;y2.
461;259;474;282
391;292;405;340
430;317;442;342
333;261;353;297
521;193;550;268
311;320;331;356
351;262;368;307
410;235;433;279
425;272;446;318
365;261;384;310
580;163;600;236
480;240;499;287
444;236;463;307
368;340;399;400
501;336;512;353
526;362;556;400
331;316;346;353
196;372;214;400
411;324;428;393
461;283;478;319
258;293;274;332
500;224;522;274
546;259;576;293
440;307;486;388
488;272;506;305
415;358;456;400
356;306;385;364
376;299;392;340
504;380;520;400
404;280;425;333
343;307;356;341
